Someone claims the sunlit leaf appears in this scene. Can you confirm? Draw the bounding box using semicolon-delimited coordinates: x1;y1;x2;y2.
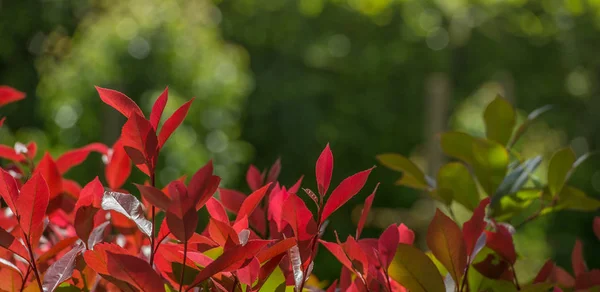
472;139;509;196
0;227;29;260
547;148;576;197
321;167;374;223
16;173;50;240
376;153;431;190
356;184;378;238
437;162;479;210
440;132;477;164
316;143;334;196
494;156;542;204
388;244;445;292
157;98;194;147
427;210;467;284
484;95;516;146
95;86;144;118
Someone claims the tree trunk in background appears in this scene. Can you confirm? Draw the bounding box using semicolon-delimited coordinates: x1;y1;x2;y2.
425;73;450;177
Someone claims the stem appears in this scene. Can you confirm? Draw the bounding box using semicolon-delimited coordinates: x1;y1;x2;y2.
298;199;324;292
23;234;43;291
149;173;157;267
231;274;239;292
459;260;470;292
19;266;32;292
511;265;521;290
178;241;188;292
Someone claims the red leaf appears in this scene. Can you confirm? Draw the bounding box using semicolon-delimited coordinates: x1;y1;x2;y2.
267;158;281;183
282;193;316;241
106;251;165;292
256;237;296;263
190;240;270;285
343;235;369;276
74;178;104;243
0;86;25;107
321;167;374;223
594;217;600;241
16;173;50;239
83;243;129;275
356;183;378;238
157;98;194;147
319;240;354;271
166;182;197;242
105;139;132;189
150;87;168;130
534;260;554;283
188;161;221;210
0;168;19;215
398;223;415;245
236;183;271;223
0;117;4;127
206;197;229;223
427;209;467;284
326;280;339;292
33;152;63;199
0;227;29;260
246;165;263;191
253;254;285;291
37;236;80;267
485;223;516;264
0;263;23;291
0;145;25;162
473;254;512;281
237;257;260;286
378;224;399;269
134;183;171;211
121;113;158;165
289;175;304;194
208;219;238;246
95;86;144;118
571;239;587;277
56;143;108;174
463;198;490;256
549;265;575;288
316;143;333;196
218;188;245;214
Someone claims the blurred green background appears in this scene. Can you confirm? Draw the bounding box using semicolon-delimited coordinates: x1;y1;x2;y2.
1;0;599;284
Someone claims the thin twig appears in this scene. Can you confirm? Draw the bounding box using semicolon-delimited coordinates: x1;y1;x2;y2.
23;234;43;291
179;241;189;292
149;173;157;267
19;266;32;292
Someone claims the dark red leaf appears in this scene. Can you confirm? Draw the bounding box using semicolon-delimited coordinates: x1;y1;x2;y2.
134;183;171;211
121;112;157;165
16;173;50;239
256;237;296;263
56;143;108;174
188;161;220;210
123;146;146;165
549;265;575;288
157;98;194;147
166;182;197;242
0;168;19;215
485;223;516;264
95;86;144;118
574;269;600;290
343;235;369;276
105;139;132;190
378;224;399;269
463;198;490;257
236;183;271;223
356;184;378;239
150;87;169;130
34;152;63;199
473;254;512;281
594;217;600;241
326;280;339;292
246;165;263;191
0;117;4;127
87;221;111;250
571;239;587;277
0;227;29;260
42;241;85;291
73;178;104;243
321;167;374;223
427;209;467;284
190;240;270;285
106;251;165;292
533;260;554;283
316;143;333;196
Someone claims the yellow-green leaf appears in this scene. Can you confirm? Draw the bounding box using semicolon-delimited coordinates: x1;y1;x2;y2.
484;96;516;146
437;162;479;210
376;153;430;190
472;139;509;196
520;283;555;292
547;148;576;197
440;132;477;164
388;244;445;292
544;186;600;213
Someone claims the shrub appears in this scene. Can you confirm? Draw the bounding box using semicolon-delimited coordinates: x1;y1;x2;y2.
0;87;598;291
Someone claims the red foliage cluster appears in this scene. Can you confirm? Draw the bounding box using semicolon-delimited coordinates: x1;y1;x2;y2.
0;86;599;292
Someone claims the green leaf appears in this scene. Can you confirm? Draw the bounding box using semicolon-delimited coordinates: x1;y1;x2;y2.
376;153;431;190
261;267;287;292
388;244;445;292
494;156;542;204
543;186;600;214
520;283;555;292
484;95;516;146
471;139;509;196
440;132;477;164
547;148;576;197
468;247;517;292
172;262;199;286
437;162;479;210
509;104;552;148
492;190;541;221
